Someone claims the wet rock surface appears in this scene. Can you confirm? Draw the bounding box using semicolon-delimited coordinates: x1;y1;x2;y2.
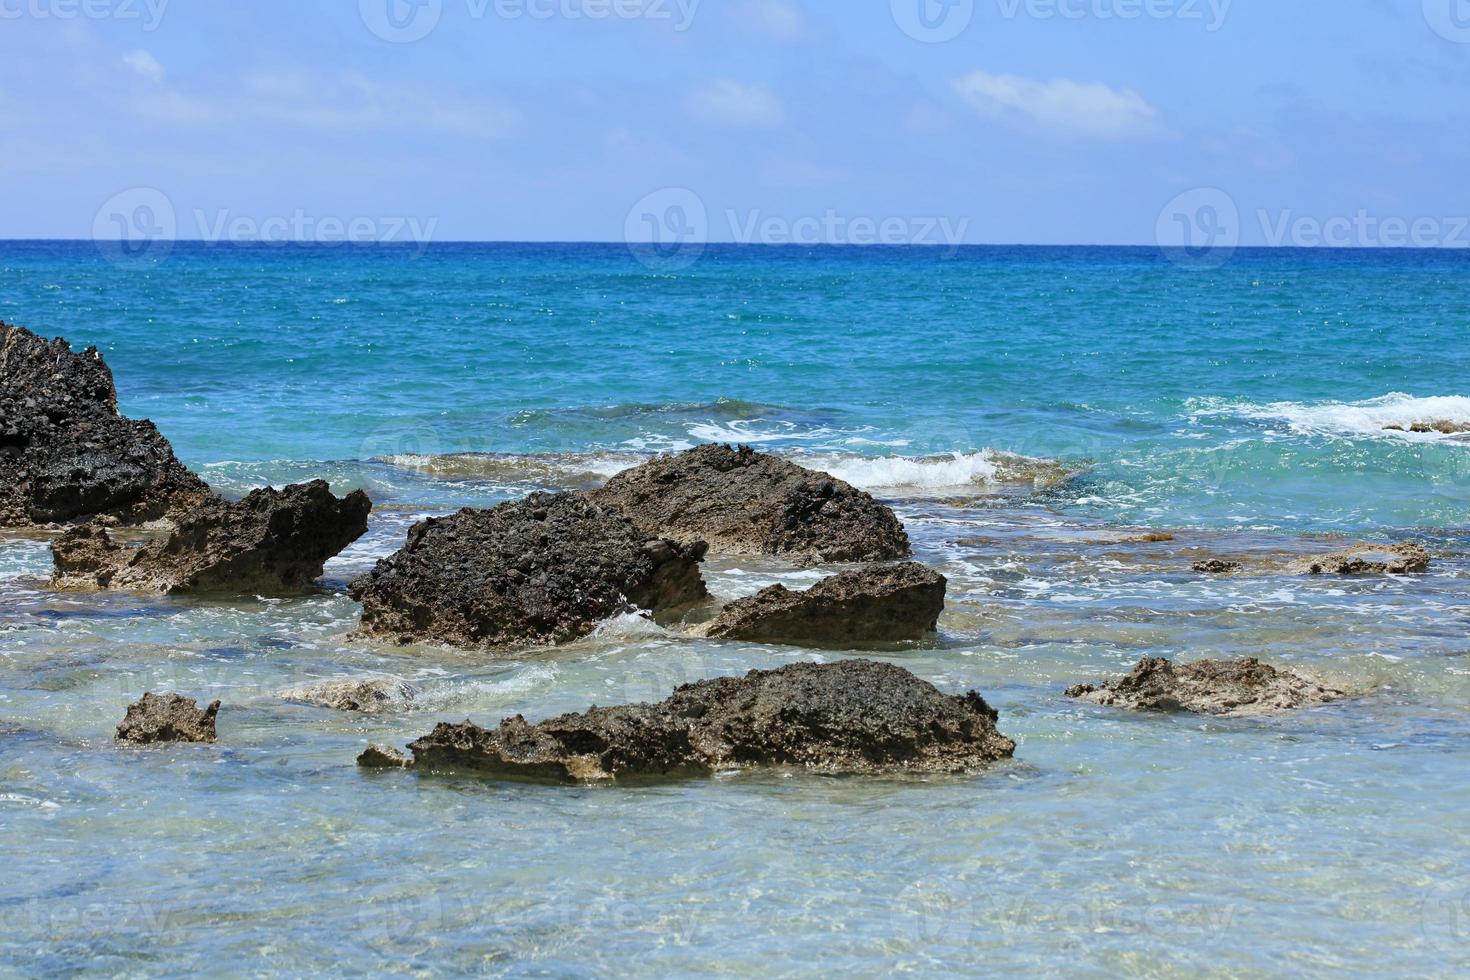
375;659;1016;781
1066;657;1345;716
705;562;946;647
1290;541;1431;576
358;744;413;768
1383;420;1470;434
350;491;708;649
282;676;417;713
51;480;371;595
1192;558;1243;575
116;693;220;744
591;443;910;564
0;322;213;528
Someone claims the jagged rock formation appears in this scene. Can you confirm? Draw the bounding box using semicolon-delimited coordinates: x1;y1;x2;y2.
350;491;708;649
1066;657;1345;716
115;693;220;744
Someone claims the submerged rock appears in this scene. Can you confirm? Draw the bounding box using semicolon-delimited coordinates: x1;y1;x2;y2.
372;659;1015;782
116;692;220;744
51;480;371;595
350;491;708;649
281;676;417;713
1066;657;1344;717
0;322;213;529
590;443;910;564
1383;420;1470;434
1290;541;1431;576
1192;558;1243;575
705;562;946;646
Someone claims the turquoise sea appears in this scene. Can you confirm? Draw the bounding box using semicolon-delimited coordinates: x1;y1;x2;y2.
2;242;1468;976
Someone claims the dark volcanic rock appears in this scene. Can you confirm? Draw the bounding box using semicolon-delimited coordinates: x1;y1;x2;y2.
1290;541;1431;576
1383;420;1470;434
350;491;708;649
1192;558;1243;575
282;676;417;713
52;480;370;594
116;692;220;744
591;443;910;564
705;562;946;647
1066;657;1345;716
373;659;1015;782
0;322;212;528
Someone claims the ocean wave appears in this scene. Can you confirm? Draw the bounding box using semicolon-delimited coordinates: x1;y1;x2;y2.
1190;393;1470;442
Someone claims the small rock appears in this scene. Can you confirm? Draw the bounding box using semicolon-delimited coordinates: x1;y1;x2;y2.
358;744;413;769
1066;657;1344;717
1290;541;1430;576
705;562;946;647
116;692;220;744
281;677;417;713
1192;558;1243;575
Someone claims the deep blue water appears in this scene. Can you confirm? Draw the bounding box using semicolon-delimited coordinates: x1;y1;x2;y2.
1;242;1468;977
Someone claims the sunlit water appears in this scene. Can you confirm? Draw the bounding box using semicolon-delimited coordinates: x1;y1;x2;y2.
2;243;1468;976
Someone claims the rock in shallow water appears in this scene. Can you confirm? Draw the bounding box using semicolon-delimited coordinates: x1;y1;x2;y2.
1289;541;1431;576
1066;657;1345;716
281;676;417;713
705;562;946;647
369;659;1016;781
0;322;213;529
350;491;708;649
116;692;220;744
590;443;910;564
51;480;371;595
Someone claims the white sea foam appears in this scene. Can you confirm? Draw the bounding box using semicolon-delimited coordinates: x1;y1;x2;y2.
790;450;1066;492
1191;393;1470;441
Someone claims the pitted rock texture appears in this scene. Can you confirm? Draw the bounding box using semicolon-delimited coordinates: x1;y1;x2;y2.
116;693;220;744
282;676;417;713
0;322;212;528
377;659;1015;782
590;443;910;564
1289;541;1431;576
1066;657;1345;717
349;491;708;649
705;562;945;647
52;480;370;595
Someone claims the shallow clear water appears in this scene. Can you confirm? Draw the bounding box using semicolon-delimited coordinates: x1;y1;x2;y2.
2;243;1468;976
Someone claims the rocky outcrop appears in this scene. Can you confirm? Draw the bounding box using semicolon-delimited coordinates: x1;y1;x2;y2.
704;562;945;646
358;744;413;768
1066;657;1344;717
590;444;910;564
1290;541;1431;576
350;491;708;649
116;692;220;744
1383;421;1470;434
368;659;1015;782
51;480;370;595
281;676;417;713
1192;558;1243;575
0;322;212;528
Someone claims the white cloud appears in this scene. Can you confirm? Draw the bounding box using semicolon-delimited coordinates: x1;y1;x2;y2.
735;0;804;41
951;71;1161;140
685;79;784;127
121;50;165;84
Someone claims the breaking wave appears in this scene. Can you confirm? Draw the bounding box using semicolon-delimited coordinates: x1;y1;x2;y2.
1189;393;1470;442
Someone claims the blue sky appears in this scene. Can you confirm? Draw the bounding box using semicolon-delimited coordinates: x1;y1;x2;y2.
3;0;1468;245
